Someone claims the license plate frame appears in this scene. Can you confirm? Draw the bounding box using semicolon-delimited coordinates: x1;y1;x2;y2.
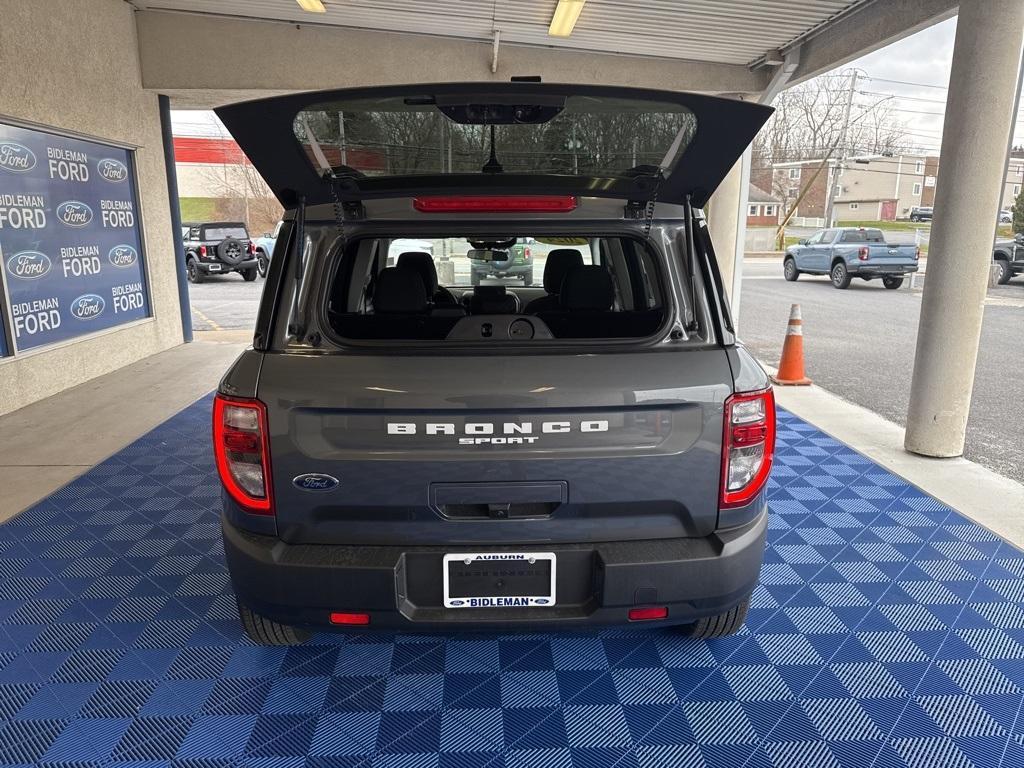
207;263;222;272
442;552;556;608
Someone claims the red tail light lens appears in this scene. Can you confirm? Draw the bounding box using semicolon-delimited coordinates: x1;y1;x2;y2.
213;395;273;515
858;247;869;261
720;388;776;509
413;195;578;213
247;241;256;255
524;246;532;260
198;244;207;257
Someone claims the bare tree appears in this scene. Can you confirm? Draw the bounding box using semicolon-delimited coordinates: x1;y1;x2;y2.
197;158;282;236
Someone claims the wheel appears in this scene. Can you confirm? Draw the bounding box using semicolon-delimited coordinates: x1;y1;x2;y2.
257;251;269;277
783;258;799;281
996;259;1011;285
470;273;481;286
242;267;258;282
186;258;203;284
882;276;904;290
684;594;751;639
237;600;310;646
910;215;919;222
522;275;533;287
217;237;246;266
830;261;851;289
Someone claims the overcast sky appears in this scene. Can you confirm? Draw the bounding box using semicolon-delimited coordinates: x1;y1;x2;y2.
172;14;1024;150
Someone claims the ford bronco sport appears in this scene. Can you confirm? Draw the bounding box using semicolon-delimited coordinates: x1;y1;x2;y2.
213;83;776;645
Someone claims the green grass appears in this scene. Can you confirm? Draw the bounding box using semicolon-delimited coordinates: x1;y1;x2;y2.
836;219;929;232
178;197;220;222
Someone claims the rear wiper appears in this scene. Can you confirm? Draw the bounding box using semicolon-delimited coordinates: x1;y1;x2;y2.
481;124;503;174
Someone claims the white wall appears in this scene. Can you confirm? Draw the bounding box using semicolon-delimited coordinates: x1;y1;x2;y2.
0;0;183;415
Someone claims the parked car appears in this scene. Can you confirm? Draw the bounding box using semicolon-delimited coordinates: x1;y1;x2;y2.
469;237;534;285
784;227;920;289
183;221;260;282
998;209;1013;224
253;222;282;277
909;206;933;222
993;232;1024;284
386;237;434;266
212;82;776;644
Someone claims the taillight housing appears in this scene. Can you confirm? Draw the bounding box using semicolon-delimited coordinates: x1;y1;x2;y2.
720;388;776;509
247;241;256;255
198;244;207;257
858;246;869;261
914;246;921;261
213;395;273;515
524;246;532;260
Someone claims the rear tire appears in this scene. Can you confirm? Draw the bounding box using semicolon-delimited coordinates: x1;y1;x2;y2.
882;276;904;290
783;258;799;281
470;273;481;287
996;259;1012;285
237;601;310;646
257;251;269;277
830;261;851;289
242;267;258;282
685;594;751;639
186;258;203;284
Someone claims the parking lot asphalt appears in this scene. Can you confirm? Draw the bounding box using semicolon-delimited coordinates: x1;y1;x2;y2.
739;260;1024;484
188;274;267;331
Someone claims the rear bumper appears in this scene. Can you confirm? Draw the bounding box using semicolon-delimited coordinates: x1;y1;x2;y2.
471;263;532;278
223;503;768;631
197;257;258;273
850;264;918;277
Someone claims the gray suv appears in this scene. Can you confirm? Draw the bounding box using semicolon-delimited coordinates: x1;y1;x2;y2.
213;83;776;645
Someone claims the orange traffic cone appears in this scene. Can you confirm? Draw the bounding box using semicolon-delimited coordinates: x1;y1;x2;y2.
771;304;813;386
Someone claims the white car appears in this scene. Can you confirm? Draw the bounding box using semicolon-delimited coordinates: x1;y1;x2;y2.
386;238;434;266
999;209;1013;223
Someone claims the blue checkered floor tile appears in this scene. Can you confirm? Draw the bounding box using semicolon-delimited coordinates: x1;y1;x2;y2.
3;397;1024;768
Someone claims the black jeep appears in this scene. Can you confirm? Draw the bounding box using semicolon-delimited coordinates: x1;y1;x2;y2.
183;221;260;282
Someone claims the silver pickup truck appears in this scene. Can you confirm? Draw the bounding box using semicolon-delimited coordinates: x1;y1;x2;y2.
784;227;920;289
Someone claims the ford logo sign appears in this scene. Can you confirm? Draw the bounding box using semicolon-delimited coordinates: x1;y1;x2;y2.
6;250;51;280
108;244;138;268
449;600;465;607
56;200;93;227
292;473;340;492
97;158;128;183
70;293;105;320
0;141;36;173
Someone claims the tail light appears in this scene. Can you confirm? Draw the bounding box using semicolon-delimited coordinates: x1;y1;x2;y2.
524;246;532;260
858;247;869;261
413;195;578;213
915;246;921;261
198;244;207;257
247;241;256;255
720;388;776;509
213;395;273;515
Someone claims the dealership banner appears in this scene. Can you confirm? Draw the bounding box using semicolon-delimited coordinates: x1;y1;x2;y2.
0;121;151;353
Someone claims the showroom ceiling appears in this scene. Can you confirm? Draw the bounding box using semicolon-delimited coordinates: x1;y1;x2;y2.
128;0;866;66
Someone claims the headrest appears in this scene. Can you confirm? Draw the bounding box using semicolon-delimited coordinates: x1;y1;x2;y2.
470;285;518;315
560;265;615;311
397;251;438;294
543;249;584;293
374;267;428;314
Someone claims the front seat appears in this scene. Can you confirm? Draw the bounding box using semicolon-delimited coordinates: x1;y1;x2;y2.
397;251;458;305
560;265;615;312
373;267;428;315
469;285;518;314
524;248;584;313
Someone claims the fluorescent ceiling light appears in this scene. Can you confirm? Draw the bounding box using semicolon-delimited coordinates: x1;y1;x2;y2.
296;0;326;13
548;0;586;37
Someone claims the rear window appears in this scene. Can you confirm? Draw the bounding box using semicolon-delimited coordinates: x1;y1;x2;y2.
293;95;696;181
324;235;667;343
840;229;884;243
203;224;248;240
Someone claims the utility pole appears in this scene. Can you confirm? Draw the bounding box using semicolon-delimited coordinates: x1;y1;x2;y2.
825;69;858;227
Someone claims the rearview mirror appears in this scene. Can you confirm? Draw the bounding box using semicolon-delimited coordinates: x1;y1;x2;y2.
467;248;509;262
798;238;808;246
1015;233;1024;244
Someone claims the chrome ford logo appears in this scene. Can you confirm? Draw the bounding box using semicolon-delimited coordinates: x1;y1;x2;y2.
449;600;465;607
6;250;51;280
108;244;138;268
0;141;36;173
293;473;339;492
70;293;105;320
97;158;128;182
56;200;93;227
534;598;551;605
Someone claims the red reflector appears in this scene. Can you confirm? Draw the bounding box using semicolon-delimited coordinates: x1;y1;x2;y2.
413;195;578;213
629;606;668;621
330;612;370;626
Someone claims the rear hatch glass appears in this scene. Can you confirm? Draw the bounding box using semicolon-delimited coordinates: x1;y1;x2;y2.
203;224;248;240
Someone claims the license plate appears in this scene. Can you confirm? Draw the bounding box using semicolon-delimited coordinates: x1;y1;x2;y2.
208;263;222;272
443;552;556;608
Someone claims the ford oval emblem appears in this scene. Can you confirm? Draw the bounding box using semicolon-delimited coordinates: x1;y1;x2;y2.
56;200;93;227
0;141;36;173
293;473;340;492
534;598;550;605
449;600;465;607
108;244;138;268
6;250;51;280
70;293;105;320
97;158;128;182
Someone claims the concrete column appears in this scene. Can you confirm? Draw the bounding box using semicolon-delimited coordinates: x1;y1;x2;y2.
905;0;1024;457
707;156;745;296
